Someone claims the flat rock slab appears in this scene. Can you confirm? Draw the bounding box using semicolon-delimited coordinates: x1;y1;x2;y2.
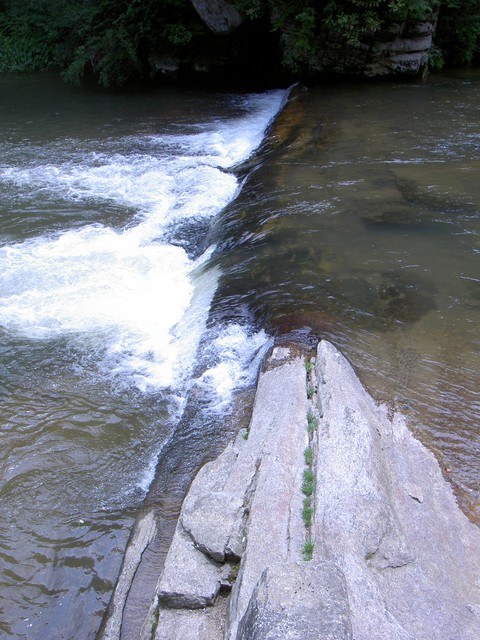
180;438;250;564
236;561;352;640
147;340;480;640
156;526;222;609
155;596;228;640
153;345;309;640
226;347;308;638
314;340;480;640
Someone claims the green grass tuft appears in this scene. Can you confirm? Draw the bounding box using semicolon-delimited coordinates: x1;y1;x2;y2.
302;497;313;527
304;446;313;466
307;410;317;433
302;468;314;497
303;539;314;561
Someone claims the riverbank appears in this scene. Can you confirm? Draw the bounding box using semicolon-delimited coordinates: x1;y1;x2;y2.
104;340;480;639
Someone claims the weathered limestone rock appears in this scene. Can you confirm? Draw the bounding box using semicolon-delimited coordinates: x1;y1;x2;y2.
314;340;480;640
155;596;228;640
225;347;308;638
308;17;437;77
149;54;180;75
236;562;352;640
190;0;243;34
146;339;480;640
365;18;437;76
156;525;223;609
153;345;309;640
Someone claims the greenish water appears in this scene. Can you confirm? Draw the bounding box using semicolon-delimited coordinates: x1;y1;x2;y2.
0;72;479;638
213;73;480;521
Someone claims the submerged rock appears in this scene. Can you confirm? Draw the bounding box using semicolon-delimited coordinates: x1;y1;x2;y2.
376;270;437;324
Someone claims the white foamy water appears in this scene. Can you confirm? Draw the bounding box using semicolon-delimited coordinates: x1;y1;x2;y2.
195;324;272;408
0;90;285;396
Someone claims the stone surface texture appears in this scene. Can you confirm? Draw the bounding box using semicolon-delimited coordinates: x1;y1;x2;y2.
155;596;228;640
310;18;437;77
144;340;480;640
190;0;243;34
156;525;223;609
314;340;480;640
225;348;309;638
235;561;352;640
102;511;157;640
153;346;309;639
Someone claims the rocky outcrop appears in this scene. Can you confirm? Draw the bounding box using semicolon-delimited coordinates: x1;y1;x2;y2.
235;562;352;640
190;0;243;35
314;340;480;639
153;6;437;83
311;18;438;77
136;341;480;639
152;345;310;638
365;19;438;77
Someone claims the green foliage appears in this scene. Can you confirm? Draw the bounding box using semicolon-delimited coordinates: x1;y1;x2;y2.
304;446;313;466
0;0;205;86
428;44;445;70
238;0;480;73
0;0;73;72
302;538;314;561
302;468;314;497
302;497;313;527
162;23;194;46
0;0;479;86
435;0;480;65
307;410;317;433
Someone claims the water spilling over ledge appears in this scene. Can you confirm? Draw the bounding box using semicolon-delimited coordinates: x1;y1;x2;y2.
0;77;287;638
0;73;479;638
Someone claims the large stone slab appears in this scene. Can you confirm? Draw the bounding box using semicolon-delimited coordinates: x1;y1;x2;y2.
236;561;352;640
190;0;243;34
226;347;308;638
156;525;223;609
155;595;228;640
314;340;480;640
153;345;309;639
147;339;480;640
180;436;254;563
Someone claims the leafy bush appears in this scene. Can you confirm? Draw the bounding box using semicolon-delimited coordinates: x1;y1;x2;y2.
0;0;204;86
0;0;479;86
238;0;480;72
436;0;480;65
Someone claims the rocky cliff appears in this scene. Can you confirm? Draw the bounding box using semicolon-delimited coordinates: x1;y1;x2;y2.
105;340;480;640
182;1;437;80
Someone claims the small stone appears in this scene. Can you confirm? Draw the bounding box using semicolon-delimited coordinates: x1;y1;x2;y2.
407;483;424;503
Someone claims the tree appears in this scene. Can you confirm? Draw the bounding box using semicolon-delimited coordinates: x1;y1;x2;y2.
0;0;479;86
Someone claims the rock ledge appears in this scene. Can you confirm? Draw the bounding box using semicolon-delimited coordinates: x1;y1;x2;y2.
145;341;480;640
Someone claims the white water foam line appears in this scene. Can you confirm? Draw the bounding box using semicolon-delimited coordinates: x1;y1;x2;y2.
0;90;286;395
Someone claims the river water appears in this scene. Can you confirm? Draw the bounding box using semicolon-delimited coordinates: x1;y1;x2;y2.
0;72;479;638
